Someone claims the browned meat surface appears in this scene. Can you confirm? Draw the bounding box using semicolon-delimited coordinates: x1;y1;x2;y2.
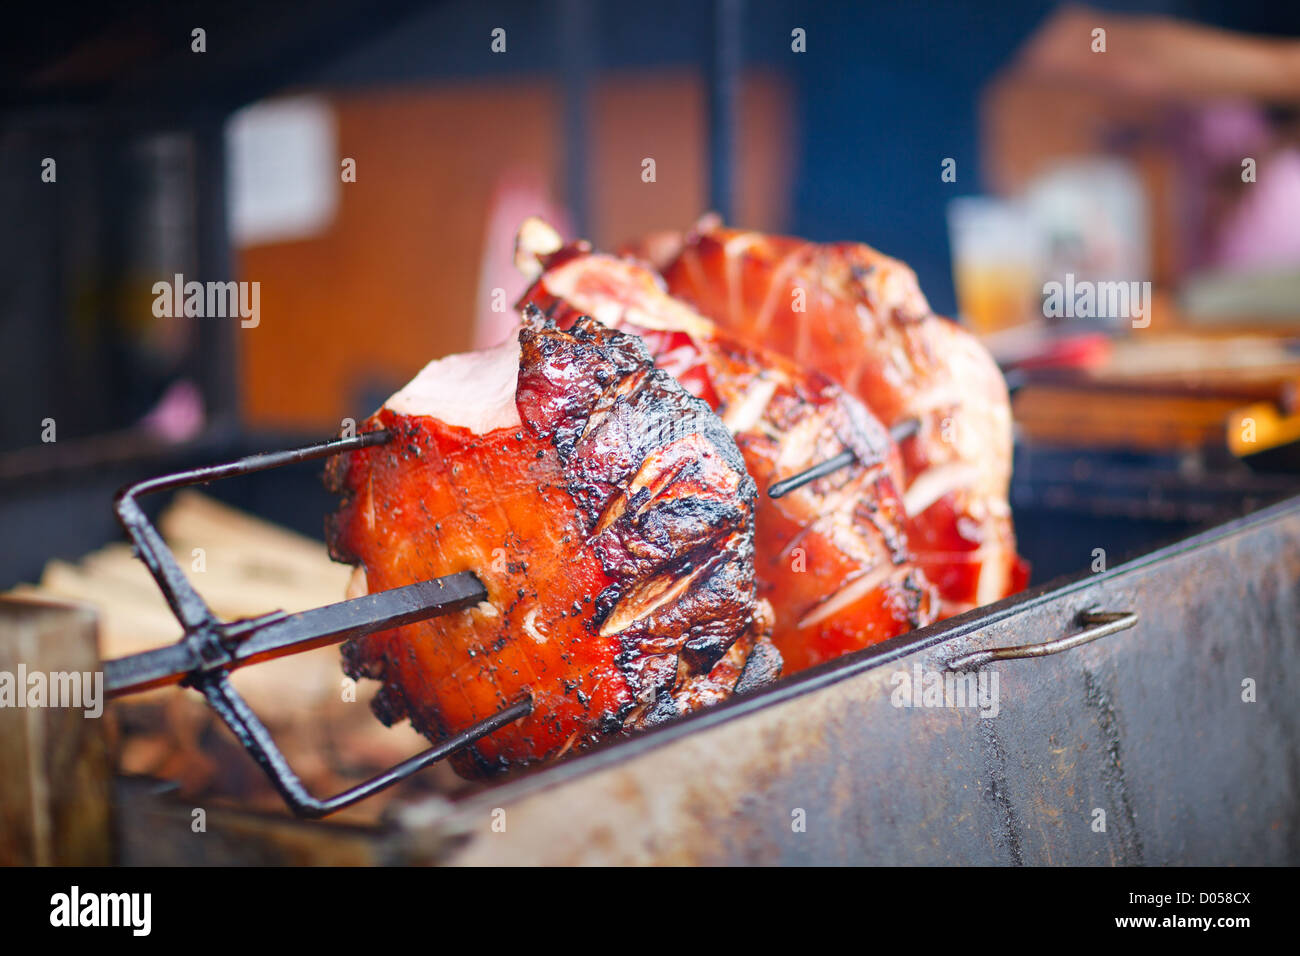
327;315;774;776
657;222;1029;616
517;220;937;673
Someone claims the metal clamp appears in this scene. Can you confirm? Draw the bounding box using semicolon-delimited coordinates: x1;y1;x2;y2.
946;610;1138;671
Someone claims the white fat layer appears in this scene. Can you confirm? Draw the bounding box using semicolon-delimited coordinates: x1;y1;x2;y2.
903;462;981;517
544;256;714;339
975;551;1009;607
721;376;778;434
345;565;368;599
797;563;897;629
522;607;547;643
515;216;564;280
384;335;522;433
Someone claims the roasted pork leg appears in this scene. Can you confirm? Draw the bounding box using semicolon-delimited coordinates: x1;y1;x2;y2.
655;222;1029;616
327;315;775;776
517;220;937;672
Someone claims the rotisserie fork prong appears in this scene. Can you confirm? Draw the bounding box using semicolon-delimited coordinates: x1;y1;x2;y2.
101;430;534;818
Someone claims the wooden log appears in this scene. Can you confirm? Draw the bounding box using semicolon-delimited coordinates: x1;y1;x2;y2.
0;597;113;865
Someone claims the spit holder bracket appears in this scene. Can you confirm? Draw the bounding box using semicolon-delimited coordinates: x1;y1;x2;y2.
101;430;532;819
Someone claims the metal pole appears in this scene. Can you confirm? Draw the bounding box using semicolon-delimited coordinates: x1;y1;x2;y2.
707;0;743;223
560;0;594;238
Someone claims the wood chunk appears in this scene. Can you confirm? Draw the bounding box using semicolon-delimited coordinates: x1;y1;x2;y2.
0;597;112;865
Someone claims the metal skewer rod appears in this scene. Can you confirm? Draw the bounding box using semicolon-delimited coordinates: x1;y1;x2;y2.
890;416;922;444
103;572;487;696
767;449;856;499
768;417;921;499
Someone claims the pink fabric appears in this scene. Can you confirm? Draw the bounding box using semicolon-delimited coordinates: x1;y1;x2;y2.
139;379;205;443
1189;102;1270;165
473;169;572;349
1214;147;1300;270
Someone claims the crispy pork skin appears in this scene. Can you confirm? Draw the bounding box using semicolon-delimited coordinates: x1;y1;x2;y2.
517;220;937;672
326;316;773;776
657;223;1029;616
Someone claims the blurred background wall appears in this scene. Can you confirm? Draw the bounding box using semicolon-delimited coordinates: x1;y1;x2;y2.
6;0;1298;448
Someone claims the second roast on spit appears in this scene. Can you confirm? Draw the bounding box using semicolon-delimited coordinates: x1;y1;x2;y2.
516;218;939;673
652;221;1029;616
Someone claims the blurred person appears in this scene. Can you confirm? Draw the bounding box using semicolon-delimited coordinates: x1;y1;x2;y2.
1005;5;1300;275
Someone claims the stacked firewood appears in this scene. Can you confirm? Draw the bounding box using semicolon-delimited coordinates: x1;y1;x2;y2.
8;492;461;821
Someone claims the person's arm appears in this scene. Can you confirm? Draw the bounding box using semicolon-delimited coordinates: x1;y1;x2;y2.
1015;5;1300;102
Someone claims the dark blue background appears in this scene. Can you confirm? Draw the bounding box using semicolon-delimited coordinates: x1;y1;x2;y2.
308;0;1300;315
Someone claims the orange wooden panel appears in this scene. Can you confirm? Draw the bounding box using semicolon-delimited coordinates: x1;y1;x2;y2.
239;71;792;433
238;82;560;431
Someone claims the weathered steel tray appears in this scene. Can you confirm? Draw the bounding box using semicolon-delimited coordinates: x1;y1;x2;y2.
425;493;1300;865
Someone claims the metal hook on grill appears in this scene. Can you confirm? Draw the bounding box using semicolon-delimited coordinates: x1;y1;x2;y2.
101;430;533;818
768;417;921;499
